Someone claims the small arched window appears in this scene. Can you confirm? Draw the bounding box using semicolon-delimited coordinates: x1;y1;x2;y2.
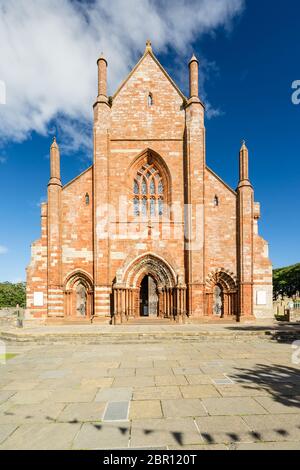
148;92;153;107
85;193;90;206
214;195;219;207
133;163;164;217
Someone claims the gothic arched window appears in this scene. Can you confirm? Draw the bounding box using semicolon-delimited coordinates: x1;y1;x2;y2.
133;163;164;217
148;92;153;107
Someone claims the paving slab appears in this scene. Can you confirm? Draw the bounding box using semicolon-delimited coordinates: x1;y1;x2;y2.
130;418;202;448
173;368;203;376
254;396;300;414
0;423;81;450
1;337;299;449
133;386;182;401
58;402;106;423
113;376;155;388
72;422;130;449
95;387;133;402
80;378;114;389
185;375;212;385
155;375;188;386
129;400;163;419
107;368;136;377
195;416;252;444
0;424;18;444
50;389;97;403
0;402;65;424
242;414;300;442
9;390;52;405
135;368;172;377
180;385;220;399
215;384;271;398
201;397;268;416
0;391;16;403
162;399;207;418
2;381;40;391
39;370;71;379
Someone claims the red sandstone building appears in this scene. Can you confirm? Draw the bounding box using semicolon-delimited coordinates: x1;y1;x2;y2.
26;41;273;323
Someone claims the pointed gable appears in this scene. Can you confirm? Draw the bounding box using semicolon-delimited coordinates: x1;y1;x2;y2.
110;47;186;140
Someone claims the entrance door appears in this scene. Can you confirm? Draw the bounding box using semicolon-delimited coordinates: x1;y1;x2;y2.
76;282;87;317
140;275;158;317
213;285;224;317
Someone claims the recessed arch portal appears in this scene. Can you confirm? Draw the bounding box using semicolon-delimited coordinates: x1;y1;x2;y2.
124;253;177;289
64;270;94;319
205;270;238;319
113;253;186;322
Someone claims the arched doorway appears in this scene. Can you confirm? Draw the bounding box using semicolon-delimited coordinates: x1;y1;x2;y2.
64;271;94;319
139;275;158;317
76;282;88;317
113;253;186;323
213;284;224;317
205;270;238;319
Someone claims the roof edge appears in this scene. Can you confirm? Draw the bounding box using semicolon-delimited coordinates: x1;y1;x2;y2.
112;49;187;102
206;165;237;196
62;165;93;190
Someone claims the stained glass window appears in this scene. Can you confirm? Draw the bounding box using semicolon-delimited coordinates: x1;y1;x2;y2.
150;179;155;194
133;198;140;216
133;163;164;217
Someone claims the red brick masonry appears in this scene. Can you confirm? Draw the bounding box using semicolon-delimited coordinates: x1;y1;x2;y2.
26;41;273;323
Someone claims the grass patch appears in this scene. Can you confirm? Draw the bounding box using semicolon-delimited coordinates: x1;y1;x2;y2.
0;353;17;361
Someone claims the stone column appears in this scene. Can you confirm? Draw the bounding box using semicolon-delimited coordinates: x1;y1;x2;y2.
157;288;163;318
113;286;124;325
237;141;254;319
47;137;63;317
185;54;206;319
93;53;111;319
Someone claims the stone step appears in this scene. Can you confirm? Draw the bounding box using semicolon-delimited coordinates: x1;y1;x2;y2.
2;323;300;344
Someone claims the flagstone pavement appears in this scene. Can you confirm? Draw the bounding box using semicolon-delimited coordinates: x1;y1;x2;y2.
0;338;300;450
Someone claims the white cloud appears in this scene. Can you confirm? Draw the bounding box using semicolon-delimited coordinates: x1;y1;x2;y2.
0;245;8;255
0;0;244;153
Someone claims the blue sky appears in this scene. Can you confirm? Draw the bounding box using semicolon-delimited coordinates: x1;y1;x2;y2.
0;0;299;282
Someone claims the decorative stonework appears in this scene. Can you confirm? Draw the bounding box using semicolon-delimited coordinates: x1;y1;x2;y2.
26;41;273;322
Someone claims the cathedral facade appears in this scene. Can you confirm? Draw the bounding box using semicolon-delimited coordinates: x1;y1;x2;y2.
26;41;273;323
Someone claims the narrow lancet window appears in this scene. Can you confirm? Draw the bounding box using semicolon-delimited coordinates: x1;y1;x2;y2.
133;163;164;218
85;193;90;206
148;92;153;107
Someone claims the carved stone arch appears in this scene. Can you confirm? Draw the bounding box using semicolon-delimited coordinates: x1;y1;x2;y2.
205;269;238;319
206;269;237;294
123;253;177;288
112;253;185;323
64;269;94;291
64;270;94;319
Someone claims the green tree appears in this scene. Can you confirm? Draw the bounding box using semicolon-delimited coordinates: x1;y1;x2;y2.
273;263;300;300
0;282;26;308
